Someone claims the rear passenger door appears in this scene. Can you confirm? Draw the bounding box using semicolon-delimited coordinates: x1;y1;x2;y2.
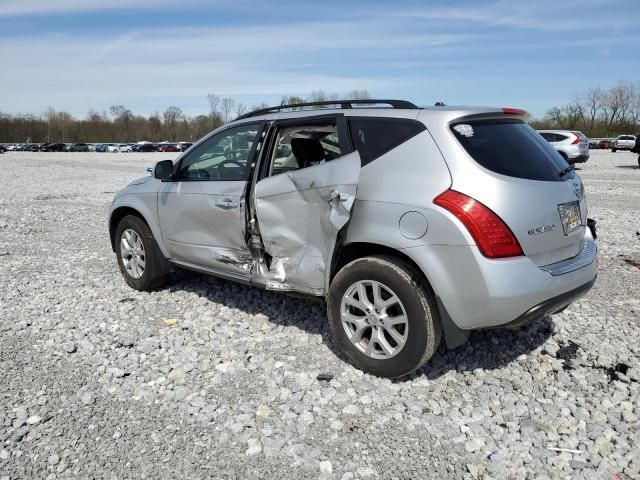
253;115;360;294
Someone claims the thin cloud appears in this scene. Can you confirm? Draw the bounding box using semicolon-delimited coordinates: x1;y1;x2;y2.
401;0;635;32
0;0;208;16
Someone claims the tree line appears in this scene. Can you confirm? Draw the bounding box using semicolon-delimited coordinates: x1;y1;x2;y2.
2;83;638;143
0;90;371;144
530;81;640;137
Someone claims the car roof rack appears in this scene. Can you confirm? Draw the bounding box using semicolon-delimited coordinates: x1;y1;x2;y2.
235;99;420;120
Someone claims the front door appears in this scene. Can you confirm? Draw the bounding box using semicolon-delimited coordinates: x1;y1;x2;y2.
253;116;360;294
158;122;264;275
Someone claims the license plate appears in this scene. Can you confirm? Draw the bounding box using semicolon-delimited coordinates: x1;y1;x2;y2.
558;201;582;235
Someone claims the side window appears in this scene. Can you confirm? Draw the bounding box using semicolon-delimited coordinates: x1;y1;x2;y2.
539;132;554;142
555;133;569;142
348;118;426;166
177;124;261;181
269;123;344;177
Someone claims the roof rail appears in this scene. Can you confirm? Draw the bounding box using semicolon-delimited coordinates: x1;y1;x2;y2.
235;99;419;120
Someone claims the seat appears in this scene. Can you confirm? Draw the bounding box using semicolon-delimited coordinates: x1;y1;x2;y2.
290;138;325;169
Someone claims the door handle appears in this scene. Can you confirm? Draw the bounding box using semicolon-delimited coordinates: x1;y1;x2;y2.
215;199;238;210
329;190;349;203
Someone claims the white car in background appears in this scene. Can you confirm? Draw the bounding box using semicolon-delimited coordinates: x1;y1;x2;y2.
537;130;589;164
118;144;133;153
107;145;120;152
612;135;636;152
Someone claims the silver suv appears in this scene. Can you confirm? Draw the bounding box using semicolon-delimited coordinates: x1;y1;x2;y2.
109;100;598;378
537;130;589;164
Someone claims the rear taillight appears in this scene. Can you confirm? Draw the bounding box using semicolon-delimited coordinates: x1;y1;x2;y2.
434;190;523;258
570;132;581;145
502;107;528;116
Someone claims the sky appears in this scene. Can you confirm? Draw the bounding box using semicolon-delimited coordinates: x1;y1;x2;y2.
0;0;638;119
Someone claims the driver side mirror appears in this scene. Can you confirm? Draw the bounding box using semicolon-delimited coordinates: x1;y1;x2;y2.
154;160;174;181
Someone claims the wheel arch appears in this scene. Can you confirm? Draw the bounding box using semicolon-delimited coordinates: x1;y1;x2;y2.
331;241;470;350
109;206;152;252
332;242;435;295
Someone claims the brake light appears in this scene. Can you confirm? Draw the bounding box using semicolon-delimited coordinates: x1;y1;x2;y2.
433;190;523;258
502;107;527;116
570;132;581;145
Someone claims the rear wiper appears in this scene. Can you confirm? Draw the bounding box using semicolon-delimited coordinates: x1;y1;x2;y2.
558;164;574;177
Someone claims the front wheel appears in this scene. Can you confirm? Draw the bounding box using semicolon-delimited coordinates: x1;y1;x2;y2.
612;148;616;152
115;215;166;291
327;256;441;378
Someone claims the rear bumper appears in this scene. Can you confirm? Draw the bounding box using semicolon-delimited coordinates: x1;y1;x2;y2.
497;276;596;329
405;237;598;332
569;154;589;163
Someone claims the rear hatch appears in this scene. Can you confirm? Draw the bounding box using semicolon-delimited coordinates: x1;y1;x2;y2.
575;132;589;154
448;117;587;267
617;135;635;147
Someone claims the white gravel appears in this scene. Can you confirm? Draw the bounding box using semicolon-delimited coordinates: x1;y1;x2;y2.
0;150;639;479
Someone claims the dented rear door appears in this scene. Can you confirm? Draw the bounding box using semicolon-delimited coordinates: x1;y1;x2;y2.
253;151;361;295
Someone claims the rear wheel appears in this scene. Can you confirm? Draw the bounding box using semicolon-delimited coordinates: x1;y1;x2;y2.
115;215;166;291
612;148;616;153
327;256;441;378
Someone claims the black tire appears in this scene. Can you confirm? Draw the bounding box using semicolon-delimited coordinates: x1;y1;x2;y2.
115;215;166;291
637;155;640;169
612;148;616;153
327;255;442;378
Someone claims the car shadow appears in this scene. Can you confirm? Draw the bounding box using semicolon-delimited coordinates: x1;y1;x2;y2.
615;165;640;170
162;270;554;381
408;318;554;381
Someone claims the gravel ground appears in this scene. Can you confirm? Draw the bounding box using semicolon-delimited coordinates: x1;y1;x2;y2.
0;150;639;479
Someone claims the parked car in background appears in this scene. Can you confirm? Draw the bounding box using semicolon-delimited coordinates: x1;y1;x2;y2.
109;99;598;378
40;143;66;152
588;141;600;149
0;145;6;153
107;145;120;152
69;143;90;152
95;144;108;152
537;130;589;164
24;143;41;152
612;135;636;152
118;144;133;153
177;142;193;152
132;142;156;152
598;139;613;150
156;143;179;152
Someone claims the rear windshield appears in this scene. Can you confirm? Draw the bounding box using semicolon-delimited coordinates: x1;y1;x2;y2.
451;119;571;181
619;135;635;140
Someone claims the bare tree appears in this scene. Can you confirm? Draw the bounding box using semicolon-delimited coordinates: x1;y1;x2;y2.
44;107;56;143
581;87;604;133
309;90;338;102
163;106;184;140
221;97;235;123
235;102;247;117
207;93;220;115
602;82;634;136
349;89;371;100
629;86;640;128
207;93;223;126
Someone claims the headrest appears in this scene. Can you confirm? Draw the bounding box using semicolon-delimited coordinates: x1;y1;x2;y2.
290;137;325;168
